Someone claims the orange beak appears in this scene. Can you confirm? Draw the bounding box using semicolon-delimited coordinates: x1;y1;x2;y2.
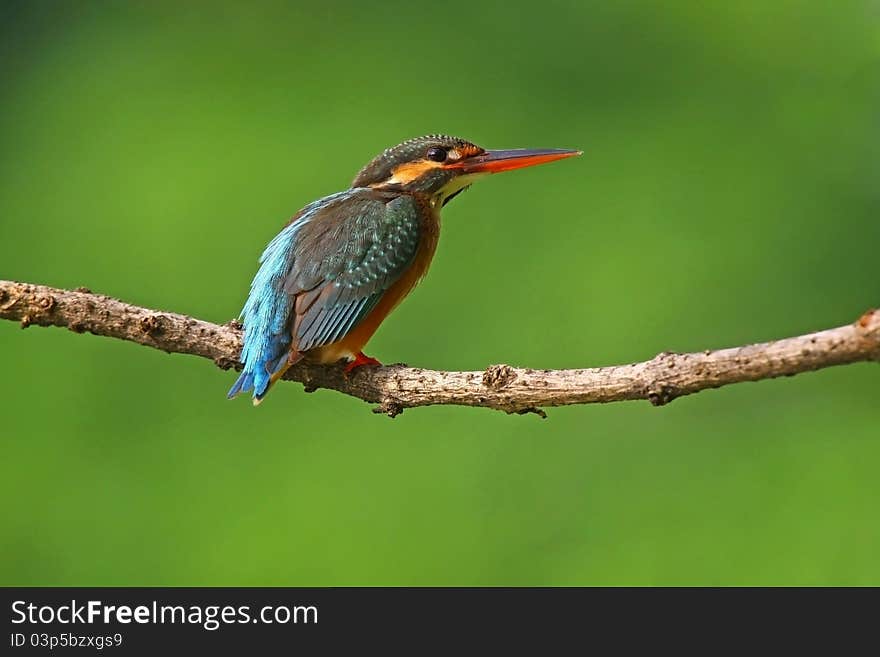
449;148;582;174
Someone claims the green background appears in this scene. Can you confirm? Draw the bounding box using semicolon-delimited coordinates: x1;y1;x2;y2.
1;1;878;585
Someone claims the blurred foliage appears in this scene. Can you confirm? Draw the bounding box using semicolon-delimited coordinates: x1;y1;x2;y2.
1;0;878;585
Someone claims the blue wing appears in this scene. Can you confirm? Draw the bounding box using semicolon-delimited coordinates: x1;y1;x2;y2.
228;189;421;402
285;194;421;352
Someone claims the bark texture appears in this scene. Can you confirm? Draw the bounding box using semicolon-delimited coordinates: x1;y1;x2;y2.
1;280;878;417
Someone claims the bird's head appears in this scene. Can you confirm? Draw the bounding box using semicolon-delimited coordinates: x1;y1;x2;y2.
352;134;581;207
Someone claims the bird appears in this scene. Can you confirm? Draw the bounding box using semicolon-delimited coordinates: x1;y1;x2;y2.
228;134;580;404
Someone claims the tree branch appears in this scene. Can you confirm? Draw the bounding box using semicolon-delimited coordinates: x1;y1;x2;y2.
1;279;878;417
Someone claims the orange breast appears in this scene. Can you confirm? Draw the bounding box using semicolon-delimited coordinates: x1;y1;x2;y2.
312;198;440;364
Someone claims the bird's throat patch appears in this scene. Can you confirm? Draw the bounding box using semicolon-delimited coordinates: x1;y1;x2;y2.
434;172;487;206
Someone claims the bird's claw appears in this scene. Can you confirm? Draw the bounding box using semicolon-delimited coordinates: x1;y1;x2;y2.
343;352;382;377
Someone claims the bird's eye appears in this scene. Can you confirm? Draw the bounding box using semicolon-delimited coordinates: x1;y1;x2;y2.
426;147;447;162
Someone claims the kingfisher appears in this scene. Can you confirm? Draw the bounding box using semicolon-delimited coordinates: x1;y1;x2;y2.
228;134;580;404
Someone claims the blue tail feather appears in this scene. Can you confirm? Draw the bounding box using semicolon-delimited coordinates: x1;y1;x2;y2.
227;371;254;399
229;191;352;403
229;215;302;402
227;333;290;400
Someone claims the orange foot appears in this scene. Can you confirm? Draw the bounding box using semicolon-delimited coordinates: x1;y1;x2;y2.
343;351;382;376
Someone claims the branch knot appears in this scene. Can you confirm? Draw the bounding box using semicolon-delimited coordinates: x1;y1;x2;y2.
483;364;517;390
647;384;677;407
140;314;164;336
